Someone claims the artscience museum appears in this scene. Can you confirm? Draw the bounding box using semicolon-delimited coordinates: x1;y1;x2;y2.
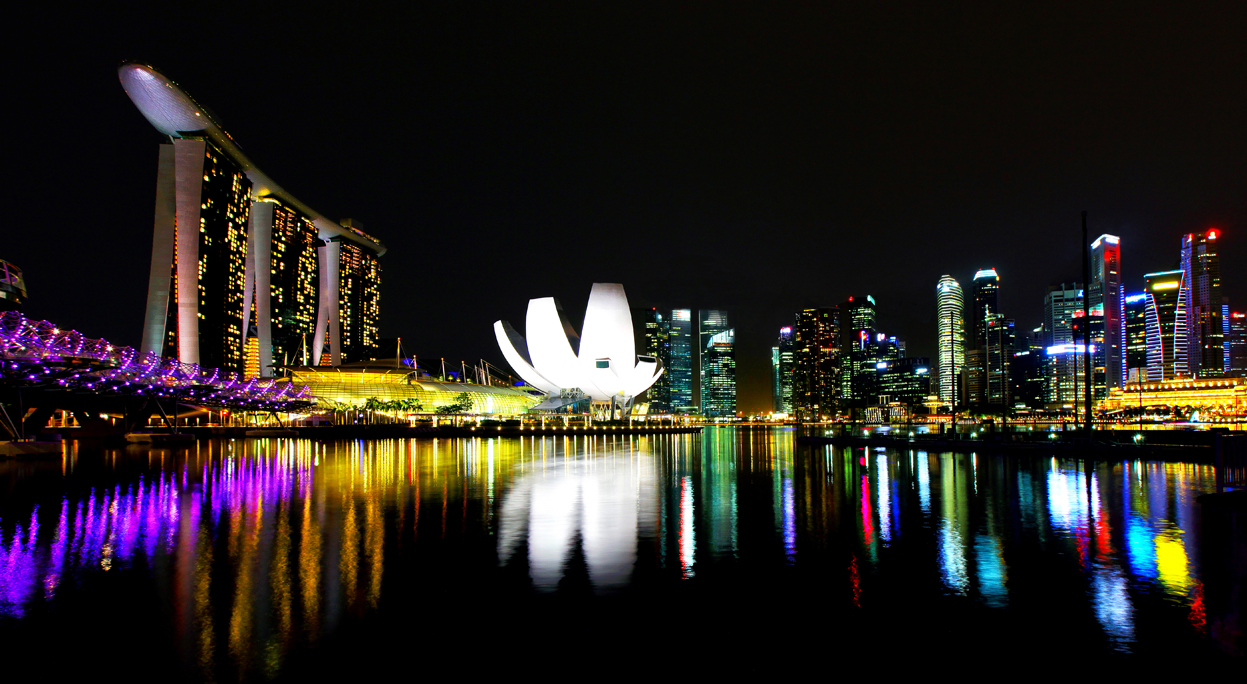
494;283;663;414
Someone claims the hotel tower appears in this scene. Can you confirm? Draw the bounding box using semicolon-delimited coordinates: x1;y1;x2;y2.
119;63;385;376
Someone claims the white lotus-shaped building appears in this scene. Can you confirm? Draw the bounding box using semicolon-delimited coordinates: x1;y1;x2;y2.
494;283;663;407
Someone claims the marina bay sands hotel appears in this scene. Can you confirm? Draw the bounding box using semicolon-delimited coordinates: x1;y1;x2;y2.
119;62;384;377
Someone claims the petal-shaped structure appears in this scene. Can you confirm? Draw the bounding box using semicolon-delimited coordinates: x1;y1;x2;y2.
494;283;663;405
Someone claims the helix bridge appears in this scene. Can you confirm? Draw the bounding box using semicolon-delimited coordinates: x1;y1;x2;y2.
0;311;314;437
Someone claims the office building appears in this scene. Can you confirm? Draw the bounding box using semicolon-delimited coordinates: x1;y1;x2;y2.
776;326;795;413
1181;229;1225;377
1071;309;1107;401
985;315;1015;405
1042;283;1083;404
640;308;672;412
839;296;877;410
698;310;731;412
1143;270;1186;381
1124;293;1149;382
120;62;385;375
1089;234;1125;390
936;276;965;405
877;357;931;406
702;329;736;418
971;269;1000;349
1229;311;1247;377
792;308;840;421
669;309;694;412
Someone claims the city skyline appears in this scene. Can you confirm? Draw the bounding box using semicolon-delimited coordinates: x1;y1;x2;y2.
7;4;1245;413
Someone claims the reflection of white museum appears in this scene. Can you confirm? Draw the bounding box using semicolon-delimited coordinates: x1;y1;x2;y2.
495;283;663;415
497;449;658;592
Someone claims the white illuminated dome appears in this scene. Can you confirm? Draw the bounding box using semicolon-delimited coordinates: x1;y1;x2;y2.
494;283;663;402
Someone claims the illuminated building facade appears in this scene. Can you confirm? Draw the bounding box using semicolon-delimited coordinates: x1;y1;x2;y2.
971;269;1000;350
839;296;877;409
120;63;386;376
1101;377;1246;419
0;259;27;312
1072;309;1107;401
669;309;694;412
698;309;730;411
701;328;736;418
1124;293;1149;382
792;308;840;420
1181;229;1224;377
1230;311;1247;377
985;315;1015;405
1042;283;1082;404
877;356;931;406
775;326;795;412
1143;270;1185;381
1090;234;1125;390
936;276;965;405
641;308;672;412
248;199;320;370
327;233;383;364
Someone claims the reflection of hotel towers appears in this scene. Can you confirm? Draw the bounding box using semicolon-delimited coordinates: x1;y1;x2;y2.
936;276;965;404
119;63;385;376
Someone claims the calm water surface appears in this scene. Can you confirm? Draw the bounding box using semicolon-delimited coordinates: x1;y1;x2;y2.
0;428;1222;677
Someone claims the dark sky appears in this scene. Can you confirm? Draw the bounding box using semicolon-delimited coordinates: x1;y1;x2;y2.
8;3;1246;412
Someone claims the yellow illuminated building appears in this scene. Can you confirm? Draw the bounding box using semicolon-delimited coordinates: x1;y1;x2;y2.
289;362;540;415
1100;377;1247;418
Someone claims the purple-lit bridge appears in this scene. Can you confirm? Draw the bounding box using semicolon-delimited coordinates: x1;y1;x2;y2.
0;311;313;438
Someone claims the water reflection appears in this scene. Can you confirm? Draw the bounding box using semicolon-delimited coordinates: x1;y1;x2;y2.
0;429;1220;677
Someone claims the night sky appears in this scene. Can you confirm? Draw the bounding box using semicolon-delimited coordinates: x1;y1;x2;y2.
8;3;1245;412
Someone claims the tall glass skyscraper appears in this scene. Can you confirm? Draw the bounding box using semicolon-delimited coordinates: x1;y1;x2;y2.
1144;270;1186;381
1124;293;1149;382
839;296;877;409
776;326;795;413
1181;229;1224;378
702;329;736;418
698;310;731;412
669;309;694;412
1042;283;1083;405
793;308;840;421
641;308;672;412
1089;234;1124;390
971;269;1000;350
936;276;965;405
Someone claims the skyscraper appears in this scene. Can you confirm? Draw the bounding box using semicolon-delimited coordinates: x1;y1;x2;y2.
792;308;840;421
120;63;386;375
1042;283;1083;405
1089;234;1124;390
936;276;965;405
640;308;672;412
701;329;736;418
1143;270;1186;381
698;310;731;412
984;315;1015;405
1181;229;1224;378
971;269;1000;350
1230;311;1247;377
669;309;694;412
776;326;795;413
1124;293;1149;382
250;199;319;370
839;296;877;410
